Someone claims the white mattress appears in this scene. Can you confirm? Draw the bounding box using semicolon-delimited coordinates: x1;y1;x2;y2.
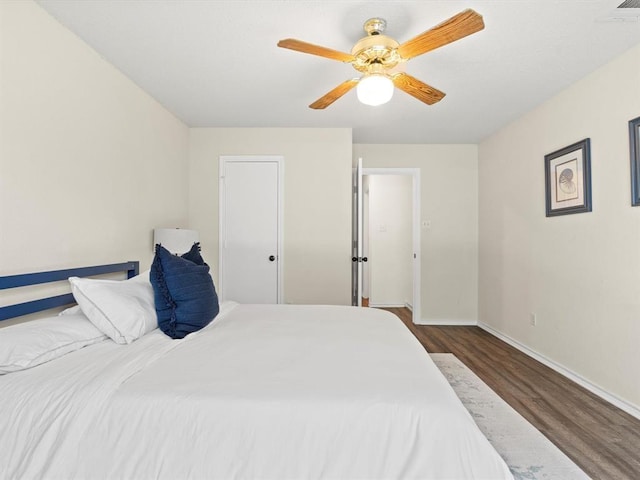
0;302;513;479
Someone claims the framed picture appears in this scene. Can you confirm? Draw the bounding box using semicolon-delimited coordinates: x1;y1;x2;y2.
630;116;640;206
544;138;591;217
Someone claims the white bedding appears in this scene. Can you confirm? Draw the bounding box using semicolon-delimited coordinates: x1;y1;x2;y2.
0;302;512;479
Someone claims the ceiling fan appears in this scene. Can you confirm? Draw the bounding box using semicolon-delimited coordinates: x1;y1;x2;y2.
277;9;484;109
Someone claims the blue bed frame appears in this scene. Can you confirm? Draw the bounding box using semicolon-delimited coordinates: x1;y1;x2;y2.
0;261;139;321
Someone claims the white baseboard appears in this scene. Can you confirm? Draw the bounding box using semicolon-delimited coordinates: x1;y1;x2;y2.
415;318;478;326
478;322;640;421
404;301;413;312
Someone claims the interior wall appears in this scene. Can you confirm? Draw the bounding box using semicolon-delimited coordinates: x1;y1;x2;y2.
354;144;478;324
189;128;352;306
478;43;640;411
0;1;189;289
367;175;413;307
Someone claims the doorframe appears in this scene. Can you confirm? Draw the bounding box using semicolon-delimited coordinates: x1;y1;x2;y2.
362;167;421;324
218;155;284;304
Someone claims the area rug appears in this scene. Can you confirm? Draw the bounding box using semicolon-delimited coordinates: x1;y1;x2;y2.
430;353;590;480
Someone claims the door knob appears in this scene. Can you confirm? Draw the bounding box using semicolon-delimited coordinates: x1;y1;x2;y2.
269;255;276;262
362;257;368;262
352;257;358;262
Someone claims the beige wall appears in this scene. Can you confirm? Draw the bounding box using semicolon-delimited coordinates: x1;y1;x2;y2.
478;44;640;411
188;128;352;306
354;144;479;324
0;1;189;304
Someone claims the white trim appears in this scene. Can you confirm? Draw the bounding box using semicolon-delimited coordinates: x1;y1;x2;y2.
479;322;640;421
219;155;284;304
416;318;478;326
357;158;363;306
404;301;413;312
369;303;406;308
361;167;421;326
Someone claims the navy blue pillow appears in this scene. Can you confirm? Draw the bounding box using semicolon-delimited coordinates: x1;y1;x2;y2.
181;242;205;266
150;244;219;339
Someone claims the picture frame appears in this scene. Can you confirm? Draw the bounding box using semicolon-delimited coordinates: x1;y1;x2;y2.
544;138;591;217
630;116;640;206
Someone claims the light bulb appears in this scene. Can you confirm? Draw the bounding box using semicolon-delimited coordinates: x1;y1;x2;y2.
356;74;394;106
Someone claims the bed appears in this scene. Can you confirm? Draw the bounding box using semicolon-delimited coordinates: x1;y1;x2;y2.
0;262;513;479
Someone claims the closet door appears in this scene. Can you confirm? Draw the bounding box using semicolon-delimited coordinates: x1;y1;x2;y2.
219;156;283;304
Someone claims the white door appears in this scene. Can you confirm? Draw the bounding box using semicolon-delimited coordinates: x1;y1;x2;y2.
351;157;364;306
219;156;282;304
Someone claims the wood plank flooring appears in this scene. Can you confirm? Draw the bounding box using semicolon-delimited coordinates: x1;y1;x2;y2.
383;307;640;480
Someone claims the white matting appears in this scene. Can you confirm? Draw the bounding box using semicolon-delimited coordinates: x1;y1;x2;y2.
431;353;590;480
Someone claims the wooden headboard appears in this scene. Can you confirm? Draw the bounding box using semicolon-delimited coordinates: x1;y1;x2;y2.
0;261;139;321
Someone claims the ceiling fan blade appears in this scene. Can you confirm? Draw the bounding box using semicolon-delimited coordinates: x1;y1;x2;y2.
278;38;355;63
309;78;359;109
397;9;484;60
392;73;446;105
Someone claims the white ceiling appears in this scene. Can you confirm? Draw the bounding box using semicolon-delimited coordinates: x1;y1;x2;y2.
36;0;640;144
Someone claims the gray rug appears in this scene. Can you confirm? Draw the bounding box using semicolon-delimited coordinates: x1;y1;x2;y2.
431;353;590;480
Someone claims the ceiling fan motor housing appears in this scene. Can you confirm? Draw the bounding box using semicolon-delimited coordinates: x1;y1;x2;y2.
351;34;401;73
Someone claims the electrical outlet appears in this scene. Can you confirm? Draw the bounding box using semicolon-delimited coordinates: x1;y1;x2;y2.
530;313;537;326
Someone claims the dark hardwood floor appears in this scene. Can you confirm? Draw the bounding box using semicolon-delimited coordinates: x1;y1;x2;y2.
383;307;640;480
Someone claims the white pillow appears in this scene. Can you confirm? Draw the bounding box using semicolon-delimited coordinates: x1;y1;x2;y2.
0;313;107;374
59;305;82;316
69;272;157;344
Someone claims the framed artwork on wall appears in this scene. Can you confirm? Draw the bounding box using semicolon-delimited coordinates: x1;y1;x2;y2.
629;116;640;206
544;138;592;217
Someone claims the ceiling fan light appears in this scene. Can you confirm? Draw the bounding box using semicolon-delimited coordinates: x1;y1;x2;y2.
357;74;394;106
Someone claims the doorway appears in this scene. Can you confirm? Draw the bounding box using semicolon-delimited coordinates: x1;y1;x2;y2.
364;173;413;308
353;163;421;323
219;155;283;304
